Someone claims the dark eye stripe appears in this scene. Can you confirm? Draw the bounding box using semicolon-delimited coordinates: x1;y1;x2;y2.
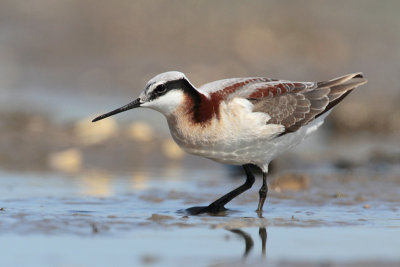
148;84;167;101
148;78;195;101
155;84;166;94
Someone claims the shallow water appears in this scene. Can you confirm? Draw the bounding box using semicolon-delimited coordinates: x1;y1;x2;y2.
0;167;399;266
2;227;400;267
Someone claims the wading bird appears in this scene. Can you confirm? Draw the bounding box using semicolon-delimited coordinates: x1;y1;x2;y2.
92;71;367;215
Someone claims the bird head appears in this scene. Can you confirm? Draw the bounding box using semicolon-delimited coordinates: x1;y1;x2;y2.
92;71;195;122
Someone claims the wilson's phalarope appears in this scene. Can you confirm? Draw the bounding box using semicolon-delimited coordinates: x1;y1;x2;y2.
93;71;367;215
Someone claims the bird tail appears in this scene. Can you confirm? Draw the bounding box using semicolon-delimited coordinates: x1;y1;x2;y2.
318;73;367;101
315;72;367;118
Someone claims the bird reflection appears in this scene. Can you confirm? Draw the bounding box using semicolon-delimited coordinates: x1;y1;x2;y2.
228;227;267;259
259;227;267;258
228;229;254;257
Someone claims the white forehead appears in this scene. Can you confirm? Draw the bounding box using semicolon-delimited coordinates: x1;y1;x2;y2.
146;71;186;87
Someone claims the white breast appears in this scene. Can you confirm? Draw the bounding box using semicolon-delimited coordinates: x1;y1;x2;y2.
167;97;330;172
167;98;284;167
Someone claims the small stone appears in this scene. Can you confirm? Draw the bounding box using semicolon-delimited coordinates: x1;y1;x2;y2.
147;214;174;222
141;254;159;265
90;223;99;234
333;192;348;198
354;195;366;202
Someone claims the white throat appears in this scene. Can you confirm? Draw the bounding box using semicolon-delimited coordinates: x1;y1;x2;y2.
141;90;184;116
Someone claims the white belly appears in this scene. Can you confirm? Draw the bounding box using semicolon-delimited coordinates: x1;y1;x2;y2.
168;98;328;172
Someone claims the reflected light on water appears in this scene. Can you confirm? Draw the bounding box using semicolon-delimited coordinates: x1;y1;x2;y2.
162;163;185;181
131;172;150;191
74;116;118;146
48;148;83;173
161;139;185;160
79;170;113;197
126;121;155;142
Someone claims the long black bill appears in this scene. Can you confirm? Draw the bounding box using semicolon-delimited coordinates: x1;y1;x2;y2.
92;98;141;122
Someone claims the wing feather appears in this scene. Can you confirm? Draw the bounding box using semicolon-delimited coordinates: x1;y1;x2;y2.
198;73;367;135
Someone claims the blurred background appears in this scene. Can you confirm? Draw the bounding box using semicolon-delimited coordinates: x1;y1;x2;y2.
0;0;399;175
1;2;400;265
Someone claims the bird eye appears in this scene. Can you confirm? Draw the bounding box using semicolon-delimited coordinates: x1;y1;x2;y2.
155;84;167;94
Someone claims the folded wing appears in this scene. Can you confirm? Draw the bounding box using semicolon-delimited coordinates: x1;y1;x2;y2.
200;73;367;135
248;73;367;135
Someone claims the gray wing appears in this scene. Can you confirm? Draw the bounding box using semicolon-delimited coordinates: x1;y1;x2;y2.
247;73;367;134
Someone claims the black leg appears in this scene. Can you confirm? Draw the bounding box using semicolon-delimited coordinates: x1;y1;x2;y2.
186;164;255;215
256;172;268;216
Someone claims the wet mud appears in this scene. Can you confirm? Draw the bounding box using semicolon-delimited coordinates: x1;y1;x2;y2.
0;162;399;266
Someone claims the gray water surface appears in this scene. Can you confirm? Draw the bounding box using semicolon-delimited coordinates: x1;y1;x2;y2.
0;168;399;266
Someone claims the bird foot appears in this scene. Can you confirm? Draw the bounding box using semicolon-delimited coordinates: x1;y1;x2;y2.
185;205;227;215
256;209;264;218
